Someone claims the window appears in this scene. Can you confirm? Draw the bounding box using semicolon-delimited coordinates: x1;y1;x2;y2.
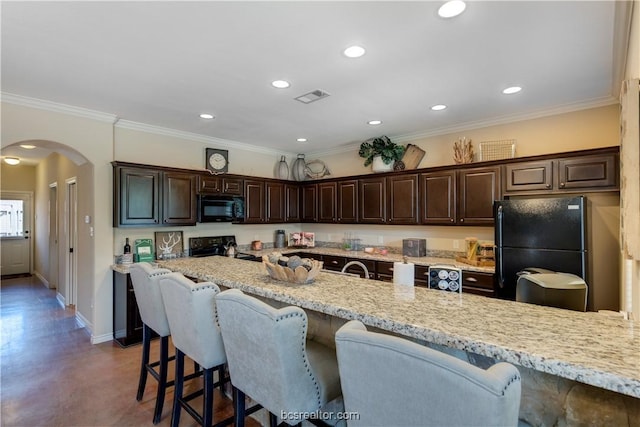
0;199;24;237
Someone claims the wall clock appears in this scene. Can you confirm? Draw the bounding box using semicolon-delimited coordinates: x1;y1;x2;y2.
206;148;229;173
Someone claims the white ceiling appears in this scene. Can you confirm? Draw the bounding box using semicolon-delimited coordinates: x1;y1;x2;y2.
0;1;629;164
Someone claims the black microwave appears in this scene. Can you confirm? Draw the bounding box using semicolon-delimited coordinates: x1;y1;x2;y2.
197;195;244;222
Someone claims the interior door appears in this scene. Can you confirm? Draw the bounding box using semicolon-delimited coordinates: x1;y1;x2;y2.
66;179;77;306
49;184;59;289
0;191;32;276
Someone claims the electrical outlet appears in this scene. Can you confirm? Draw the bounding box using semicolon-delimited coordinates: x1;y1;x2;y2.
452;240;460;249
378;236;384;244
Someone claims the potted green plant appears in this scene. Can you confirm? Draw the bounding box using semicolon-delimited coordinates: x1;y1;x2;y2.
358;136;405;172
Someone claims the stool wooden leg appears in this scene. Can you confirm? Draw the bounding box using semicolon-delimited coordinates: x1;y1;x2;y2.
137;323;152;401
203;368;214;427
153;335;169;424
171;349;185;427
233;387;246;427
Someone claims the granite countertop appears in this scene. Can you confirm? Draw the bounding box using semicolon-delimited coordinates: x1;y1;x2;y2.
152;256;639;399
238;247;495;273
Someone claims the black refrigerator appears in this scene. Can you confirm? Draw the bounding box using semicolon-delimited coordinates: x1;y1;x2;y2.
494;196;587;300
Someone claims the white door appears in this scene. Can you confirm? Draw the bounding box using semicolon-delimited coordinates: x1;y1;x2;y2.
66;179;77;306
49;184;59;289
0;191;32;276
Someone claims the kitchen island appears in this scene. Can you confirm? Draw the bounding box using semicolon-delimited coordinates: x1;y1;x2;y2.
156;256;639;426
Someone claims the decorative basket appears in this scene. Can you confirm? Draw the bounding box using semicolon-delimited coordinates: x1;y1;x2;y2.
262;256;323;284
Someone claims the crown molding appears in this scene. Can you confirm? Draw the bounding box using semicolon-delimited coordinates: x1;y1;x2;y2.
307;96;620;157
114;119;292;157
1;92;118;123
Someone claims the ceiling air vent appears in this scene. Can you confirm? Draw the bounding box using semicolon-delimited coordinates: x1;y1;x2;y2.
294;89;330;104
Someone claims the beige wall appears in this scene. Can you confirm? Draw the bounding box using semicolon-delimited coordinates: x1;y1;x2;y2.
1;164;36;191
319;104;620;178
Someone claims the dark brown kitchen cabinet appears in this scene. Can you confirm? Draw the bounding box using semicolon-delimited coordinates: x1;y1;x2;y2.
301;184;318;222
114;166;161;226
162;171;198;225
414;265;430;288
359;177;386;223
420;171;456;225
112;271;143;347
318;182;337;223
504;160;554;193
265;182;285;223
461;271;496;297
457;166;501;226
244;179;265;223
198;175;243;195
504;152;618;194
337;180;358;223
388;174;419;224
323;255;346;272
345;258;376;279
376;261;395;282
557;153;617;190
284;184;301;222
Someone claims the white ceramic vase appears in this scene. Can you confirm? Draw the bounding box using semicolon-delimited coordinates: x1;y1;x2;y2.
371;155;394;173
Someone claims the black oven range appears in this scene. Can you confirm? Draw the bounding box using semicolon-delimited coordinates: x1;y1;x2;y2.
188;235;258;261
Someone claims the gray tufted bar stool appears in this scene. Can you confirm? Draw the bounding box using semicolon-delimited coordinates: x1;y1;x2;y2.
129;262;176;424
159;272;230;427
335;320;522;427
216;288;342;427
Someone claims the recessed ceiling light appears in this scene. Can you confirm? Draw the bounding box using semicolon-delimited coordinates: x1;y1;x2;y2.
368;120;382;125
272;80;291;89
343;45;366;58
431;104;447;111
502;86;522;95
20;144;36;149
297;138;308;143
438;1;466;18
199;113;215;119
4;157;20;165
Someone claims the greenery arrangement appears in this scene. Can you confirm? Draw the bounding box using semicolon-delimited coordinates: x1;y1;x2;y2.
358;136;405;167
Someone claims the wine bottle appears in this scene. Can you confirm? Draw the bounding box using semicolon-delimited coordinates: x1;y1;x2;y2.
124;237;131;254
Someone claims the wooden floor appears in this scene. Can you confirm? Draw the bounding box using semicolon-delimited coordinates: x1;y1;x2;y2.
0;275;260;427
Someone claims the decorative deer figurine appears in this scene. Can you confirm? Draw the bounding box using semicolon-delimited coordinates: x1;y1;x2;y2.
158;233;182;257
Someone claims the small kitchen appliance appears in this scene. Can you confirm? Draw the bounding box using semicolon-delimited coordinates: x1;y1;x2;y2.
188;235;257;261
427;265;462;293
402;239;426;257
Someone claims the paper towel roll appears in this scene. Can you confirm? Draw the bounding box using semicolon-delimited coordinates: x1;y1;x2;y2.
393;261;415;286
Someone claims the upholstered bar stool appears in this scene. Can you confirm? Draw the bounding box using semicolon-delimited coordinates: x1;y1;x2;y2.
129;262;174;424
159;272;230;427
215;289;342;427
335;320;522;427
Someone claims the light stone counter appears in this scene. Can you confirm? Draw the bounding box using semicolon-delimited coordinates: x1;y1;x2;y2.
238;246;495;273
155;256;638;402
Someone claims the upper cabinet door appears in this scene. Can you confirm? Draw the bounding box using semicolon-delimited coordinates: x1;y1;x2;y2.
557;154;618;190
458;166;501;226
318;182;337;223
387;174;419;225
337;180;358;223
116;167;161;226
244;179;265;223
359;177;386;223
420;171;456;225
265;181;285;223
162;171;197;225
301;184;318;222
285;184;301;222
504;160;554;193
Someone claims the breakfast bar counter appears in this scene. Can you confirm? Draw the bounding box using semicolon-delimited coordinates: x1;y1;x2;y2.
156;256;639;425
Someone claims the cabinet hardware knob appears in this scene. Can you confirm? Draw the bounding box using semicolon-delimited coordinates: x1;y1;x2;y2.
389;267;394;271
460;218;464;222
546;184;551;189
560;182;565;188
450;219;454;222
331;260;338;264
465;277;478;282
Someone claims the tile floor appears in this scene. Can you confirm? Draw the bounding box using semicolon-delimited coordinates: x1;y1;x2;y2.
0;275;259;427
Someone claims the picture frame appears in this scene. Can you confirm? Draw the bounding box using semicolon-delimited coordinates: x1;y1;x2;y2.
154;231;183;259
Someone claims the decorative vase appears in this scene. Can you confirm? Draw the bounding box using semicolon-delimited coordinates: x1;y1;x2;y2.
292;154;307;181
275;155;289;179
371;155;394;173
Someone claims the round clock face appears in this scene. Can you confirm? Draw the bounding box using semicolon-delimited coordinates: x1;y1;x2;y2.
209;153;227;170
